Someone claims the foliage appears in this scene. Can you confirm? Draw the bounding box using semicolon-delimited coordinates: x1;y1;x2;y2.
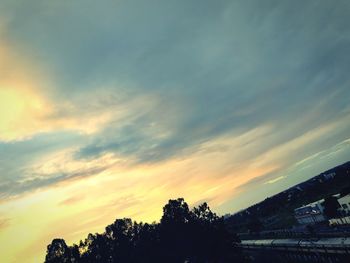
247;216;263;233
322;196;341;219
45;198;245;263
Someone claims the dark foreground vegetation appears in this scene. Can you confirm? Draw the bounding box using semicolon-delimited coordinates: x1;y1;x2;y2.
45;198;246;263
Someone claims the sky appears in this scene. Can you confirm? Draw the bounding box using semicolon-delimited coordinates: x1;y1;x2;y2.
0;0;350;262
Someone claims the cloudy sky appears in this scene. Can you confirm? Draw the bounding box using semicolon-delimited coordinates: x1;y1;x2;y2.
1;0;350;262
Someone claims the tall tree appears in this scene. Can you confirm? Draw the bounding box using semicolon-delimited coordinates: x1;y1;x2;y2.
247;216;263;233
44;198;245;263
322;196;341;218
45;239;70;263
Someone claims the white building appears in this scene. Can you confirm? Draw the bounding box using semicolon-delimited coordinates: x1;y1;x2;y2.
294;199;327;225
338;194;350;216
322;172;336;180
294;194;350;225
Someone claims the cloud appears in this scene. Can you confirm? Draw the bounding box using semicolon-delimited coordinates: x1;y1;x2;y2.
265;176;285;185
0;36;52;141
0;0;349;204
0;2;350;261
0;217;10;230
0;145;122;198
58;196;85;206
0;37;118;142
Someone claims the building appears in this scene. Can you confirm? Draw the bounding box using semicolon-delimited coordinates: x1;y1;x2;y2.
322;172;336;180
328;194;350;226
294;194;350;225
294;199;327;224
337;194;350;216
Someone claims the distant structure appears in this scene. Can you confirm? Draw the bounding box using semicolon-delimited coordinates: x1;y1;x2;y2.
329;193;350;226
294;194;350;225
321;172;336;181
294;199;327;224
338;194;350;216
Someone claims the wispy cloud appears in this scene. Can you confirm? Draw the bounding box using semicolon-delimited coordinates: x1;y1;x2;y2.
1;0;349;215
1;1;350;262
265;176;285;185
0;217;10;231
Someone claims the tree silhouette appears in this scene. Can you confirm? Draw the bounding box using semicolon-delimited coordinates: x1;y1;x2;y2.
322;196;341;219
45;239;72;263
161;198;191;224
247;216;263;234
44;198;245;263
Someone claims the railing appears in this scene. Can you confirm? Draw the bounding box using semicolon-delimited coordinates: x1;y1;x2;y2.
238;228;350;240
238;237;350;255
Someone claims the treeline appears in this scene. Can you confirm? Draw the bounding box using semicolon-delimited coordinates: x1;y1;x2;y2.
45;198;245;263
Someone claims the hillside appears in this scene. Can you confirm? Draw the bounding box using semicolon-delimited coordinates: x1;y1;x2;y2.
226;161;350;232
